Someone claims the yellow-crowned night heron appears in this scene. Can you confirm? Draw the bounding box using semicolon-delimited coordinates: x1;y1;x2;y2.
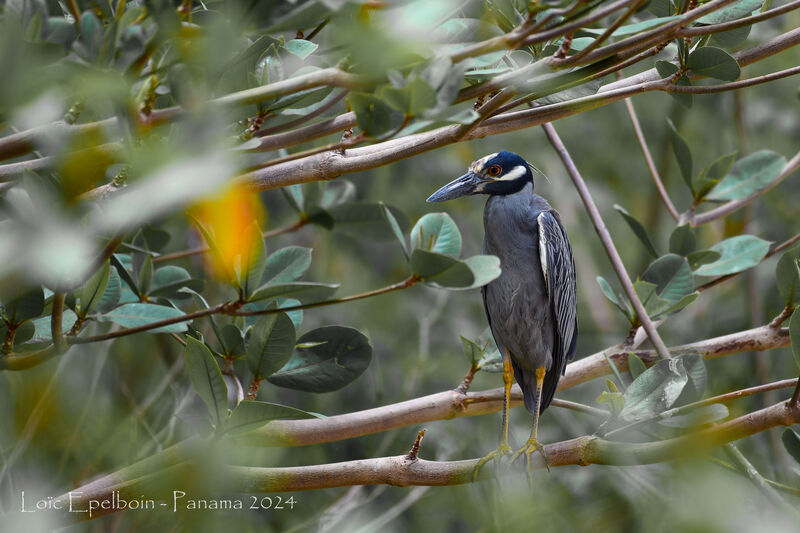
427;151;577;478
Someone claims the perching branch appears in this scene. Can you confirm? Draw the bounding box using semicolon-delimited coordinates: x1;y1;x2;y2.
237;324;789;447
52;399;800;524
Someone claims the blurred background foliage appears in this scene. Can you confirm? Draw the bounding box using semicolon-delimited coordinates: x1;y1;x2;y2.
0;0;799;531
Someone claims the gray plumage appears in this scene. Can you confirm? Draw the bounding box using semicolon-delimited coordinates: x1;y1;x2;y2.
426;150;578;418
482;181;577;413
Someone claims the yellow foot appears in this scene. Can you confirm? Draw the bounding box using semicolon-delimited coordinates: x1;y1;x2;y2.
472;442;513;481
511;438;550;484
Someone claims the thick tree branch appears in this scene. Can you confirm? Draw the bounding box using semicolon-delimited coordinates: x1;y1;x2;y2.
51;399;800;524
237;324;789;447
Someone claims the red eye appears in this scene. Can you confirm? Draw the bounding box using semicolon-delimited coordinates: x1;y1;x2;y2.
487;165;502;176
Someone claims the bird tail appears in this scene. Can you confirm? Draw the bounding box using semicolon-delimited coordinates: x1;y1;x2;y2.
512;361;559;414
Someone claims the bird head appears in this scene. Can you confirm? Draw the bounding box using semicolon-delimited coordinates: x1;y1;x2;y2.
426;151;534;202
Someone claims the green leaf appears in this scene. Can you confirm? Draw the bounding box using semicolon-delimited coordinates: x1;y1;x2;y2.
628;353;648;380
687;47;740;82
659;404;729;428
710;25;751;49
706;150;787;201
669;224;696;256
79;261;110;317
410;249;471;283
218;324;245;358
696;0;763;24
476;349;503;373
687;250;722;270
246;313;296;379
347;92;393;136
660;291;699;317
461;336;483;366
223;400;317;436
582;16;681;37
382;76;437;116
458;255;502;290
2;286;45;324
694;235;771;276
380;202;410;259
642;254;694;302
706;151;739;181
239;222;268;299
29;310;79;343
666;119;694;191
285;38;318;59
149;266;202;298
95;303;189;333
614;204;658;257
137;255;153;295
327;202;410;241
675;353;706;403
596;276;631;320
790;310;800;372
776;244;800;306
184;337;228;429
410;212;462;257
261;246;312;286
248;282;339;303
268;326;372;393
111;254;139;295
597;390;625;416
97;268;122;313
634;281;672;319
782;427;800;464
620;358;689;422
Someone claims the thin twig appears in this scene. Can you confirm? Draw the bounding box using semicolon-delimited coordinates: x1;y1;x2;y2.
605;378;799;437
623;97;680;221
725;443;800;517
541;120;672;361
153;219;308;263
663;65;800;94
232;275;420;316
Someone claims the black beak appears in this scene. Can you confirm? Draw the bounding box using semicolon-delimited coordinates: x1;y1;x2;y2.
426;172;482;202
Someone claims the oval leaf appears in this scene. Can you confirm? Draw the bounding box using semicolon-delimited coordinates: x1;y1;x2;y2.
261;246;312;286
95;303;190;333
620;358;689;422
223;400;317;436
776;244;800;306
614;204;658;257
248;281;339;303
267;326;372;393
410;212;462;257
79;261;110;317
706;150;787;201
327;202;410;241
184;337;228;429
694;235;771;277
642;254;693;302
687;47;740;82
246;312;296;379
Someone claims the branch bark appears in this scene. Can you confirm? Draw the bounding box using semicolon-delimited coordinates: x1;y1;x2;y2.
51;399;800;525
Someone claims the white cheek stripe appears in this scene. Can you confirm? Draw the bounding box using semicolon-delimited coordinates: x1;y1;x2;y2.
494;164;527;182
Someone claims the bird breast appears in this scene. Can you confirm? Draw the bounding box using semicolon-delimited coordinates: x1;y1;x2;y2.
482;188;555;371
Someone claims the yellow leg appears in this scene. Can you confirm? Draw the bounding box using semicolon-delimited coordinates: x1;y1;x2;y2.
511;367;550;483
472;351;514;481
